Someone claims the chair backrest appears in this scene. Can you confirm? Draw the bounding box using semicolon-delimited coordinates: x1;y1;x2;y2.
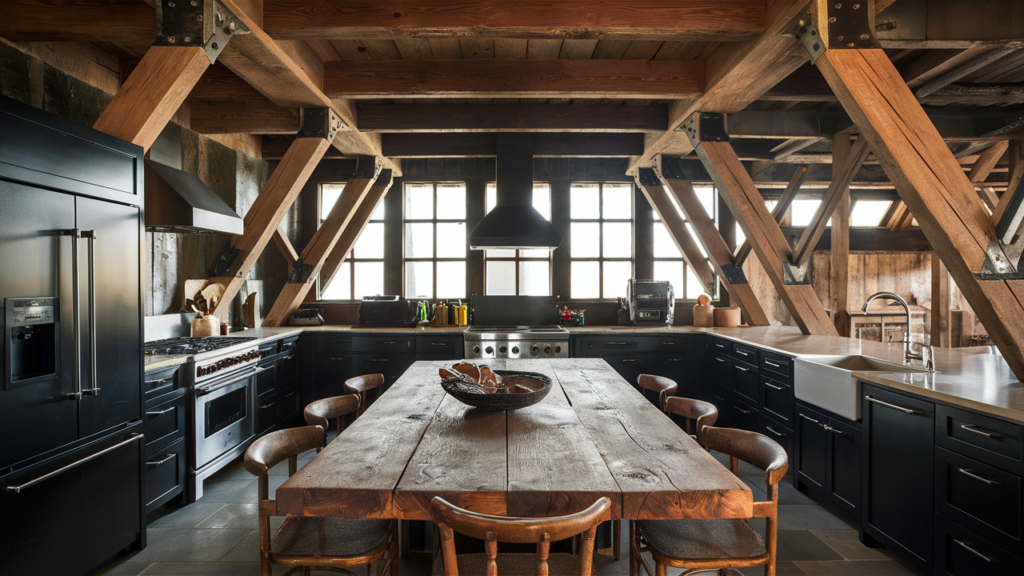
244;425;324;496
304;394;360;440
431;497;611;576
702;426;789;490
344;373;385;414
636;374;678;411
664;396;718;445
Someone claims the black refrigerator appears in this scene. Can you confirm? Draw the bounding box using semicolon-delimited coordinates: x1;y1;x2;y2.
0;96;146;574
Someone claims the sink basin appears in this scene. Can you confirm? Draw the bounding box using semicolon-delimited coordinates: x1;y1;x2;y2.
794;355;929;420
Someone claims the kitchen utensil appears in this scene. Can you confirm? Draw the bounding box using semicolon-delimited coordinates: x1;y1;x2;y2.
191;314;220;337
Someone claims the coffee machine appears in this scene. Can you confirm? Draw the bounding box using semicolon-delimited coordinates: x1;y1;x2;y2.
627;280;675;325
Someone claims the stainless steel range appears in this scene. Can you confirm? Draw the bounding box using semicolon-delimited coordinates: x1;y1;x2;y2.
145;335;262;499
464;325;569;359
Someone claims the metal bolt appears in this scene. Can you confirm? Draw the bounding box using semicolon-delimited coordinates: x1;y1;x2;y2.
168;1;175;6
837;35;844;41
829;16;837;23
860;33;870;40
191;0;197;5
853;3;860;8
847;42;855;47
813;42;820;51
168;36;176;43
211;42;219;50
835;3;842;8
184;36;192;43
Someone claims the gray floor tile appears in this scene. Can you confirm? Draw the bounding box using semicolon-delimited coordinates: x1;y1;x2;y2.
777;530;845;562
138;562;263;575
148;502;226;529
217;530;260;563
197;503;259;529
780;483;818;505
130;529;250;563
809;529;898;561
199;480;259;504
739;561;806;575
92;559;149;575
795;560;921;576
778;505;855;531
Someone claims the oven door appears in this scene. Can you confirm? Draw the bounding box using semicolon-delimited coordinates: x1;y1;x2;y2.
194;368;258;470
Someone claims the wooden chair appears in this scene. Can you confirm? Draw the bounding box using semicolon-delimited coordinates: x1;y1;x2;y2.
664;396;719;447
303;394;360;449
431;496;611;576
244;425;398;576
636;374;678;412
344;373;386;417
630;426;788;576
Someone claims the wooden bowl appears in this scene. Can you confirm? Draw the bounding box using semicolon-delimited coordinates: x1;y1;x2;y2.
441;370;552;411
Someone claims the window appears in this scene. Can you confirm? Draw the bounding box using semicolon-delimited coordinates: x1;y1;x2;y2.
319;183;385;300
570;182;633;299
484;183;552;295
404;182;467;299
850;200;893;227
653;185;717;300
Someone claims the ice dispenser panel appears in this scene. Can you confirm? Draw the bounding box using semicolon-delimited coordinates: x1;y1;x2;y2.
5;297;59;389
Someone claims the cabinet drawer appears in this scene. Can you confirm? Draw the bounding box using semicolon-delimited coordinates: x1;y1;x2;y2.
733;360;759;404
650;336;700;354
277;353;299;384
312;354;357;400
360;354;416;388
279;336;299;355
313;334;358;353
417;336;462;356
577;338;642;356
708;354;734;390
937;405;1022;475
358;336;415;354
256;362;278;397
144;366;180;403
732;397;759;432
936;515;1024;576
760;414;793;463
145;437;186;512
257;393;281;435
144;396;186;450
708;388;733;429
279;386;301;421
709;338;733;356
761;353;792;381
732;344;759;365
936;447;1022;552
761;375;794;426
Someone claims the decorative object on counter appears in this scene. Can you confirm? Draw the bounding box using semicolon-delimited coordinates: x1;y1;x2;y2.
243;292;261;328
559;305;586;326
617;297;630;325
693;294;715;327
191;311;220;337
713;306;742;328
288;307;325;326
182;279;226;318
358;295;418;327
627;279;675;325
439;362;552;411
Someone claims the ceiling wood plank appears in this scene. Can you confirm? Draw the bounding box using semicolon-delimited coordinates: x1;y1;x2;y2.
357;103;667;132
189;99;298;134
381;133;644;157
322;59;704;99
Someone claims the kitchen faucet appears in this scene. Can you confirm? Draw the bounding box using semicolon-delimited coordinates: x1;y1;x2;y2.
862;291;934;369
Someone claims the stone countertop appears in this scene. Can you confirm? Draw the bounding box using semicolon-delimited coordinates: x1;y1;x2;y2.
144;354;189;372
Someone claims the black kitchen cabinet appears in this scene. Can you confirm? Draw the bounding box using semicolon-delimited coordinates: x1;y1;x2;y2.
312;353;358;400
761;374;794;428
935;513;1024;576
936;446;1022;554
144;437;187;513
862;384;935;573
796;404;830;492
826;416;860;517
707;353;734;391
733;358;759;404
360;353;416;391
795;402;861;519
760;413;794;464
733;397;759;431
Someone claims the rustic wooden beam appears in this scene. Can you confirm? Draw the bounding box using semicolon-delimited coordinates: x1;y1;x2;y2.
904;47;991;89
322;60;705;99
689;118;836;335
273;228;299;272
773;137;824;161
93;46;210;150
992;141;1024;224
915;47;1020;98
651;156;771;326
356;104;668;132
969;140;1009;184
634;169;718;296
0;0;154;44
209;133;336;318
816;47;1024;378
381;133;644;157
931;252;950;347
830;133;851;335
262;0;766;41
319;173;394;292
791;137;871;267
263;160;384;327
189;98;298;134
734;165;809;267
264;135;345;160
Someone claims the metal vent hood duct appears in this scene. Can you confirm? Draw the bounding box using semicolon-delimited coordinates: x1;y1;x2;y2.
144;160;244;235
469;133;562;251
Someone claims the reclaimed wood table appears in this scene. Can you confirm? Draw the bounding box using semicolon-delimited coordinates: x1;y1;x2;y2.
276;358;752;521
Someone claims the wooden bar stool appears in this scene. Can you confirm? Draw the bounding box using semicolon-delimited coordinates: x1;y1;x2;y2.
244;425;398;576
636;374;678;412
345;373;386;417
664;396;719;448
431;496;611;576
630;426;789;576
303;394;360;449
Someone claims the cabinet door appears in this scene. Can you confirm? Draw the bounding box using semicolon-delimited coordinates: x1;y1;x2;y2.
145;437;186;513
936;447;1022;553
602;355;647;389
760;414;793;464
732;360;759;404
761;375;794;427
732;397;759;432
257;392;280;436
862;385;935;572
708;354;733;390
256;362;278;397
277;353;299;386
311;354;358;400
360;353;416;391
935;514;1024;576
657;354;701;399
795;406;828;491
708;387;732;428
826;417;860;518
76;197;142;438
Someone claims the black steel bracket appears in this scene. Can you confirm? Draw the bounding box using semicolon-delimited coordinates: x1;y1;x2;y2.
351;155;383;180
298;108;346;141
783;261;811;285
207;241;241;278
375;169;394;189
288;258;315;284
796;1;880;64
680;112;730;148
636;168;662;188
654;155;689;181
719;264;749;285
155;0;250;64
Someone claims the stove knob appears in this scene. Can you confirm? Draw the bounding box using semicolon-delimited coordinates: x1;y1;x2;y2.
554;345;562;354
498;346;507;354
531;345;540;356
544;346;551;355
511;346;519;355
485;346;494;355
196;367;203;377
473;346;481;354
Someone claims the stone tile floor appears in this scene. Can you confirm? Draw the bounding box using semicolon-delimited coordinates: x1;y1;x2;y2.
96;445;921;576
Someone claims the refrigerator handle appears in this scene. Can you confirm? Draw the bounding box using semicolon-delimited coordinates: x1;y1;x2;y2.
82;231;99;396
63;229;82;401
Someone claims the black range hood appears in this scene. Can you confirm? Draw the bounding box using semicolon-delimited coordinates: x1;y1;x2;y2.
469;133;562;251
144;160;244;235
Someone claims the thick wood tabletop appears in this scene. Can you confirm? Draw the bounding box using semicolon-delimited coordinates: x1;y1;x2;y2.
276;359;752;521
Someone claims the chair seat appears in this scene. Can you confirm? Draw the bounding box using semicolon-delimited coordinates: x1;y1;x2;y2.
637;518;767;561
432;552;580;576
272;516;390;558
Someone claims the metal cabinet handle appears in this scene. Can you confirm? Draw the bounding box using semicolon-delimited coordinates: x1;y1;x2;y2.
622;359;636;362
146;454;176;466
764;360;782;368
952;539;993;563
283;391;297;398
65;229;82;400
662;342;675;345
430;342;447;346
799;413;820;424
865;396;917;414
735;406;753;415
259;401;277;410
715;343;725;349
957;468;1001;486
736;366;749;372
824;424;843;435
382;341;397;344
736;350;749;356
369;359;390;362
604;342;628;345
764;382;785;391
668;358;681;362
715;358;727;363
146;376;175;387
765;426;784;437
6;434;142;494
146;407;175;417
331;357;350;361
960;424;1001;439
83;230;99;397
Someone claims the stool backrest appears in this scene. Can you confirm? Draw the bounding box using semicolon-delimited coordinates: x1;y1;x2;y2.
304;394;360;441
636;374;678;411
664;396;718;446
344;373;386;415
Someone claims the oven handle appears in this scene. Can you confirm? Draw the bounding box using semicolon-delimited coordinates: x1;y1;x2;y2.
6;434;143;494
195;367;262;397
